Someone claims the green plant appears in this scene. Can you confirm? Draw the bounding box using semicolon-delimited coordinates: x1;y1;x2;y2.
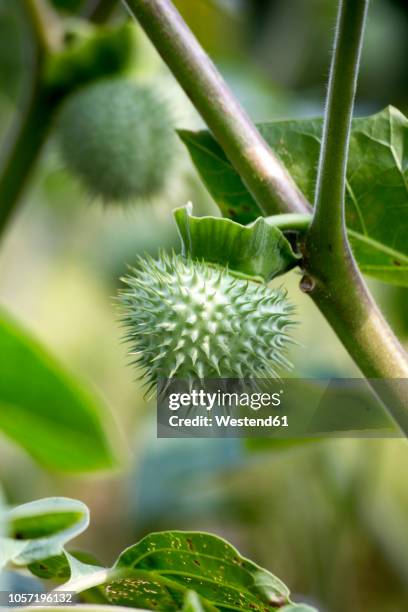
0;1;407;609
116;0;408;435
1;0;406;433
0;496;317;612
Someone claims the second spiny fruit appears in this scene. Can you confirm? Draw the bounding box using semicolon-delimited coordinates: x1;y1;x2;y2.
56;78;175;203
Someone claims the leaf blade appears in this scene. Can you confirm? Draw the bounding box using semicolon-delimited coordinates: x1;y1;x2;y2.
1;497;89;568
180;107;408;286
0;309;120;472
110;531;290;611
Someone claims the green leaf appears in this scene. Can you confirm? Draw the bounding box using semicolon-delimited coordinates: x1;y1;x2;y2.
66;532;298;610
0;309;119;472
102;531;291;611
180;106;408;286
28;550;101;580
174;203;299;282
10;512;83;540
0;498;89;568
178;130;259;225
3;500;317;612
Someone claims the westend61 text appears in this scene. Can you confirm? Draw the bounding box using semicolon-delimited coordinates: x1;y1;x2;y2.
168;414;288;428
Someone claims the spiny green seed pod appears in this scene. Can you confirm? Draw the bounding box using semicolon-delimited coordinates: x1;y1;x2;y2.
55;78;175;203
119;253;296;389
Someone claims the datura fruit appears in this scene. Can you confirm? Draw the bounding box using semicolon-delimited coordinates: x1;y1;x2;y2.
56;78;175;203
119;252;296;389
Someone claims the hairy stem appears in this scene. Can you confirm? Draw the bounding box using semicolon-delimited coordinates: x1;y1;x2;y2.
123;0;408;434
311;0;368;245
303;0;408;434
122;0;310;217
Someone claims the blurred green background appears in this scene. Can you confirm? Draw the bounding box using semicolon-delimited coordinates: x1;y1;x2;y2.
0;1;407;611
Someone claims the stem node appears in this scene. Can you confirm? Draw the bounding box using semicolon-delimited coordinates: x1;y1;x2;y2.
299;275;316;294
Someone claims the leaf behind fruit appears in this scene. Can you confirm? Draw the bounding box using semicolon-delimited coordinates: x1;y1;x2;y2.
179;107;408;286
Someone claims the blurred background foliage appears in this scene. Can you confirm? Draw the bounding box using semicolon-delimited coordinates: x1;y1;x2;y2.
0;1;407;611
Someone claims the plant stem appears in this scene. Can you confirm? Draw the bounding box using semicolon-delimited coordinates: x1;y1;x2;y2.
302;260;408;434
123;0;408;435
0;90;52;239
311;0;368;246
25;0;63;52
0;2;53;243
265;213;312;232
303;0;408;434
122;0;310;217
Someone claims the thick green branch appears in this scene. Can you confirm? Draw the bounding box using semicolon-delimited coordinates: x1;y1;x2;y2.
303;0;408;434
122;0;310;217
302;265;408;434
311;0;368;246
